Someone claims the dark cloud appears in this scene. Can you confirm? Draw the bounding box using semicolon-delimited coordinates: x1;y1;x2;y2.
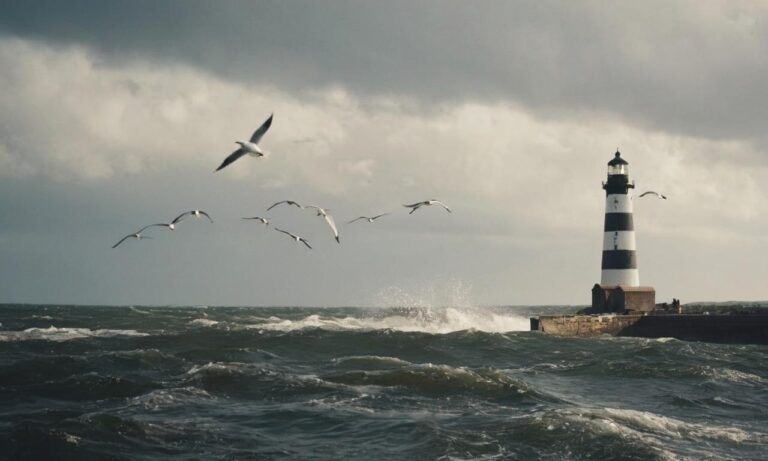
2;1;768;141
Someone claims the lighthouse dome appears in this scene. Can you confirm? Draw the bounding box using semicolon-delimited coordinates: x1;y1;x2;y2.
607;150;629;176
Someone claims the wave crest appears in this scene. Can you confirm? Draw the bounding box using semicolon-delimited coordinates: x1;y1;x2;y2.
0;326;148;342
251;307;529;334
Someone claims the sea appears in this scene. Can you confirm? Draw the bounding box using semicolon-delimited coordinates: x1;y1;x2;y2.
1;304;767;460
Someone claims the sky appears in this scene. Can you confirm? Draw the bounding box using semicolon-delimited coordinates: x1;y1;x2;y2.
1;1;767;307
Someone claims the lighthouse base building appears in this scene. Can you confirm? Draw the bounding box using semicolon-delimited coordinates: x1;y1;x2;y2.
591;284;655;314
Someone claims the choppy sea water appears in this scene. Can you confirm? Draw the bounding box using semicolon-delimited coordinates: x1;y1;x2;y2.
1;304;767;460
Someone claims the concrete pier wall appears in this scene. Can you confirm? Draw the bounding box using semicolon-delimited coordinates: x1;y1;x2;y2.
533;314;768;344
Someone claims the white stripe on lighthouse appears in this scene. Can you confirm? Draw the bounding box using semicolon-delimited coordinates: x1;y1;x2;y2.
601;268;639;287
605;194;632;213
602;231;636;251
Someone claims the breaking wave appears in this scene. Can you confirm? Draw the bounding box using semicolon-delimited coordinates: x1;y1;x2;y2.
0;326;148;342
251;307;529;334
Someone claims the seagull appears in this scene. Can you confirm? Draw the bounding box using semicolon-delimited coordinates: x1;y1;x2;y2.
215;113;274;172
112;224;165;248
172;210;214;225
242;216;269;226
403;200;452;214
348;213;389;224
275;228;312;249
306;205;340;243
638;191;667;200
267;200;304;211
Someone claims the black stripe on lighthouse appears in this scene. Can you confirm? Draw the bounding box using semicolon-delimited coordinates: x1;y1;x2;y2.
604;213;634;232
602;250;638;269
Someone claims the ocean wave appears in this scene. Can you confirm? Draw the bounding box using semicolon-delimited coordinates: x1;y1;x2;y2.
96;348;186;370
250;307;530;334
555;407;768;447
332;355;413;369
29;372;154;401
694;366;768;385
0;326;148;342
128;386;214;411
323;363;531;394
183;362;343;397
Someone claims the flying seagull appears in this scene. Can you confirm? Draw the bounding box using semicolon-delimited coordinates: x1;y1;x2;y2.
348;213;389;224
267;200;304;211
242;216;269;226
275;228;312;249
638;191;667;200
112;224;165;248
403;200;452;214
215;113;274;172
306;205;340;243
172;210;214;225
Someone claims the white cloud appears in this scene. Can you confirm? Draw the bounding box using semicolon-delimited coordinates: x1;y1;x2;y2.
2;37;768;304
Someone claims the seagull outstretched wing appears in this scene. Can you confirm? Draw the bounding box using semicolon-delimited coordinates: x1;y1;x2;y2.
323;213;340;243
433;201;452;213
267;200;303;211
137;223;170;233
215;148;247;172
112;234;134;249
171;211;193;224
638;191;667;200
250;114;274;143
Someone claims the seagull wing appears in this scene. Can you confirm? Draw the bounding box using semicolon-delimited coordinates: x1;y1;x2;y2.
137;223;169;233
301;238;313;249
638;191;666;199
403;202;423;208
371;213;389;220
348;217;366;224
199;211;214;223
171;211;193;224
215;148;247;172
434;201;452;213
274;227;294;238
267;201;288;211
112;234;134;249
323;213;340;243
249;113;274;143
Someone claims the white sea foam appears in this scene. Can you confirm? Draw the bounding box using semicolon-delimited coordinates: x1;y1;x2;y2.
32;315;55;320
697;366;768;385
555;406;768;451
250;307;530;334
190;318;219;327
333;355;413;367
0;326;148;342
129;386;213;410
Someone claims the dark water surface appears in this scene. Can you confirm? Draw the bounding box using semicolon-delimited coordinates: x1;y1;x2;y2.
1;304;767;460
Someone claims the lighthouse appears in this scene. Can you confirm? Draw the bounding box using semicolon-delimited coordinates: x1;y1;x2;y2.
601;150;639;286
591;150;655;314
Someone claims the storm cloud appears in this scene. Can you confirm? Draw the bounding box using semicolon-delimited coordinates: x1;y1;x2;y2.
3;1;768;141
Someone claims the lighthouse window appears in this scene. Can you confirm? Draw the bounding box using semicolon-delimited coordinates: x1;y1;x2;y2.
608;164;627;176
